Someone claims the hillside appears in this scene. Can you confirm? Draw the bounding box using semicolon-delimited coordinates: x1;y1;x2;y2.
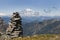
1;17;60;36
0;17;8;33
0;34;60;40
23;18;60;36
13;34;60;40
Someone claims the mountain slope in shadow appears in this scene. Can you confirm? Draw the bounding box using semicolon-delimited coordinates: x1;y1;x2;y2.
23;18;60;36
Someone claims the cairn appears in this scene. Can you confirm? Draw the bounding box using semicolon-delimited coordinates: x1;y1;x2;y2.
6;12;23;38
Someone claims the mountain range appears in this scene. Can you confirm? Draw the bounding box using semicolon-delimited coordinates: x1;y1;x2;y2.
0;16;60;36
0;8;60;36
23;18;60;36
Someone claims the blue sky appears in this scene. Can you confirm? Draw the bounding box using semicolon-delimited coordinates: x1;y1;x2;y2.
0;0;60;16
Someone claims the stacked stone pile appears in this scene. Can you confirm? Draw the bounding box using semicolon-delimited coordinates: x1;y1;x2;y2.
6;12;23;37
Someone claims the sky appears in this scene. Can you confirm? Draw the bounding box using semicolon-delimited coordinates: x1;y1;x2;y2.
0;0;60;16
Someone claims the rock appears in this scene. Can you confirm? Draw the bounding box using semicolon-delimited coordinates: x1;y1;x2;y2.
6;12;23;38
0;34;11;40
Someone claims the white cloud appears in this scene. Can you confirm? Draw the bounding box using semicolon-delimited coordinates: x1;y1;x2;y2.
20;8;40;17
0;13;7;16
0;8;60;17
25;8;33;12
0;13;11;16
20;8;60;17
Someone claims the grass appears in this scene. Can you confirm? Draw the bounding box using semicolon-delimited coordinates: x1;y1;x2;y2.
1;34;60;40
4;34;60;40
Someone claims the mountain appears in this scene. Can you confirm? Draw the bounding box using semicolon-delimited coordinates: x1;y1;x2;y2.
1;16;54;24
23;18;60;36
1;16;60;36
0;17;8;33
